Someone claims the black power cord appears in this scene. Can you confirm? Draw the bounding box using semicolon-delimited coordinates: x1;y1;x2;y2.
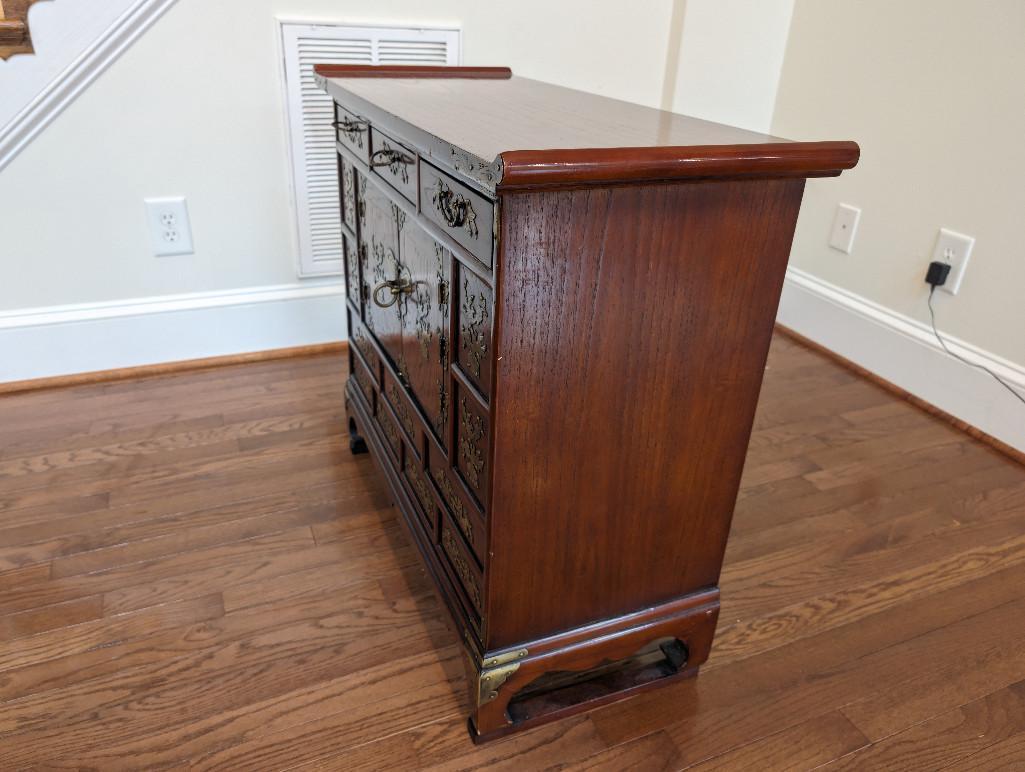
924;278;1025;408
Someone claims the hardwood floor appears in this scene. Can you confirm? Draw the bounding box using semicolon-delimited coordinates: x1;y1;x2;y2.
1;333;1023;770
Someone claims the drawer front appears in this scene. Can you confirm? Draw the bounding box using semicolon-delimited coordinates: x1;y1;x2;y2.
429;452;486;565
440;510;484;619
375;394;404;465
402;442;438;540
456;264;493;400
334;103;369;163
350;345;376;411
420;162;495;270
455;388;490;508
370;126;418;205
351;318;380;386
382;366;420;458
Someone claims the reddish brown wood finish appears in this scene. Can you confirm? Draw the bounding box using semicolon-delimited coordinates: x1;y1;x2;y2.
498;142;859;188
486;179;807;647
321;64;859;743
314;64;512;79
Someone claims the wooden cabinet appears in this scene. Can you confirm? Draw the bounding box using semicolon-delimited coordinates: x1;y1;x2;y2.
317;64;859;743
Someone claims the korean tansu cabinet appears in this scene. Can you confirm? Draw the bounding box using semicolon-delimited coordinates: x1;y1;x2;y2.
316;64;859;742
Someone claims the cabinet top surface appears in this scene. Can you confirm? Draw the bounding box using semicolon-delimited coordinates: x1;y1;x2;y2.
316;66;858;189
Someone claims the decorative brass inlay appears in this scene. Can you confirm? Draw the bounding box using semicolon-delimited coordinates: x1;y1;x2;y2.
460;278;489;380
443;526;481;610
370;143;414;184
458;397;486;489
352;368;372;405
437;377;448;441
357;176;367;229
341;159;356;228
392;201;406;233
431;178;478;239
353;325;377;373
477;648;528;707
378;406;401;457
413;275;433;361
345;239;360;306
334;116;366;148
387;381;415;439
406;459;433;516
434;469;473;545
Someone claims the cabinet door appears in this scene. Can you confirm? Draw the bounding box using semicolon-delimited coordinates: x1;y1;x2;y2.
399;223;451;446
358;172;404;371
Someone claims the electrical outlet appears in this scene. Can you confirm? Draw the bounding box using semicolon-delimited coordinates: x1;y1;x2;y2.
145;197;194;256
828;203;860;254
931;228;974;295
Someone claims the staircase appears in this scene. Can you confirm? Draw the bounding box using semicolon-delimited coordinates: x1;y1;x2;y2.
0;0;41;59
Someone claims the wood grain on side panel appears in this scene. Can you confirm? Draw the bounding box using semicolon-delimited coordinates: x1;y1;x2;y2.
485;179;806;647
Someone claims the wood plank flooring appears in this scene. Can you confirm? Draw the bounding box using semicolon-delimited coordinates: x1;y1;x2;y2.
1;333;1023;770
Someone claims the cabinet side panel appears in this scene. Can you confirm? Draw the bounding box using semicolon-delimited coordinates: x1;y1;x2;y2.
487;179;805;648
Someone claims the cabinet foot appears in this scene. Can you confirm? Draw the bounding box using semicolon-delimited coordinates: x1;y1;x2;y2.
348;416;369;455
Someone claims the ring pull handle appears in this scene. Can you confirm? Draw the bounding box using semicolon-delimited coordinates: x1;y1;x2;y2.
333;118;367;134
370;148;414;168
431;179;479;239
372;278;414;308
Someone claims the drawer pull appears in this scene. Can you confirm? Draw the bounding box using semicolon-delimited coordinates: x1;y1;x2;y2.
372;278;415;308
431;179;479;239
333;118;367;146
370;148;414;182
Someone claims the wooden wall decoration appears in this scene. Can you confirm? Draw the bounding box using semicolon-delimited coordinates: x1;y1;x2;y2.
0;0;45;60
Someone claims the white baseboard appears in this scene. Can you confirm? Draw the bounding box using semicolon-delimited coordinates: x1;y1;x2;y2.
0;282;347;383
778;267;1025;454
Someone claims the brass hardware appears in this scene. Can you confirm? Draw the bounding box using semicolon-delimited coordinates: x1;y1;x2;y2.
460;278;490;380
442;527;481;610
372;278;414;308
434;469;473;545
477;648;528;706
370;147;414;183
333;117;367;148
431;178;479;239
458;397;486;489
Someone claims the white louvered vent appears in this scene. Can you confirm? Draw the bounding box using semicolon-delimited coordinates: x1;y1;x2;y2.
280;23;460;277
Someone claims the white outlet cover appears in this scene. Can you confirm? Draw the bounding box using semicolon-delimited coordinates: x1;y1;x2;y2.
828;203;861;254
932;227;975;295
145;197;194;256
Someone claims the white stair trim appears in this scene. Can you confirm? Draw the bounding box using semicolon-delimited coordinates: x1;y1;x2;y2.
0;0;178;173
778;267;1025;453
0;282;346;383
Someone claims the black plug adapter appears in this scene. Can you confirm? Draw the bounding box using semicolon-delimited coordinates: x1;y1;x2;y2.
925;261;951;288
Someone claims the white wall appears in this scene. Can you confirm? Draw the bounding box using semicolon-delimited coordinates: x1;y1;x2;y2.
0;0;675;380
665;0;794;132
773;0;1025;452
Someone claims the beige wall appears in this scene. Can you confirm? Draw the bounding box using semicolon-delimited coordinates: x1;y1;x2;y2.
773;0;1025;367
0;0;675;311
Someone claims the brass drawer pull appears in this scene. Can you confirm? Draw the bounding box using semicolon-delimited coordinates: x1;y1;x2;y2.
370;147;414;176
333;117;367;147
431;179;478;239
372;278;415;308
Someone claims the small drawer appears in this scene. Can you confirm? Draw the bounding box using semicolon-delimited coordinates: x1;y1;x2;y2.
455;387;490;508
440;509;484;619
382;367;421;460
349;345;376;412
420;162;495;270
370;126;418;205
334;103;369;163
375;394;404;465
403;448;438;541
456;264;494;400
429;452;486;565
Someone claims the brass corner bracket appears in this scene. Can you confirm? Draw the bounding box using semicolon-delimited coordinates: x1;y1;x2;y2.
477;647;528;706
